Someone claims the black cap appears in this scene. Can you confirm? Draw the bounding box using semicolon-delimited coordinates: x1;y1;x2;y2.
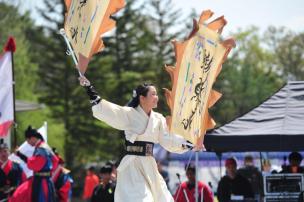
289;152;303;162
0;139;8;149
100;165;112;174
25;126;43;140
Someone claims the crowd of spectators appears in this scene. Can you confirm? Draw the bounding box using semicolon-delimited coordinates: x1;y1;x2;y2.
81;151;304;202
217;152;304;202
82;161;118;202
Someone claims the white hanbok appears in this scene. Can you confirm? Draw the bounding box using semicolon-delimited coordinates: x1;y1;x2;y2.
92;99;189;202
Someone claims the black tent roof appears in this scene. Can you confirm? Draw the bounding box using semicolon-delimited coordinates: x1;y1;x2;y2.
205;81;304;152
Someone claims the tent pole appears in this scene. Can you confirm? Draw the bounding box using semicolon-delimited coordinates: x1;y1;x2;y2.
195;151;199;202
259;152;263;170
220;153;222;177
216;152;222;178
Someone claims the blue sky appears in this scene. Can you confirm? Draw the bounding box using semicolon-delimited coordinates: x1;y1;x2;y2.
173;0;304;34
22;0;304;34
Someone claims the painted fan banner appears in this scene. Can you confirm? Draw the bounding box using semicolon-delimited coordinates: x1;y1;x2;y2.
171;26;226;143
172;25;226;142
64;0;124;73
164;10;235;146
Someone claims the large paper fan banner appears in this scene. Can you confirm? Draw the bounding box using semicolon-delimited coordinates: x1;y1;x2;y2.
163;10;236;146
64;0;125;73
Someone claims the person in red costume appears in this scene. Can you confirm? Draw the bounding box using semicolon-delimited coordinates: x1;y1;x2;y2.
10;126;59;202
174;164;213;202
0;139;26;201
51;148;73;202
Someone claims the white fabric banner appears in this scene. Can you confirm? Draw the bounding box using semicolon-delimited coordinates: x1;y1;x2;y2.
0;52;14;137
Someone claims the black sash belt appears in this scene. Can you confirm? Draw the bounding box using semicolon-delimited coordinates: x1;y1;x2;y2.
125;141;154;156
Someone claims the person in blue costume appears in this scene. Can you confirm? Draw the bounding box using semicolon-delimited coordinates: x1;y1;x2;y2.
10;126;59;202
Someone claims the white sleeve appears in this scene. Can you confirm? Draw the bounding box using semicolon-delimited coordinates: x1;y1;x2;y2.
158;115;189;154
92;99;132;130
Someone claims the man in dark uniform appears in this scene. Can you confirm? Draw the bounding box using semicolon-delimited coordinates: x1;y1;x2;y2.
238;155;263;199
217;158;254;202
0;139;26;201
91;165;115;202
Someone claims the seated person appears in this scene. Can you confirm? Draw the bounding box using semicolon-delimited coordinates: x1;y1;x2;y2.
217;158;253;202
281;152;304;174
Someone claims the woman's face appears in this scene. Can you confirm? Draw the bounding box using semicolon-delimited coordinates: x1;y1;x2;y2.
140;86;159;109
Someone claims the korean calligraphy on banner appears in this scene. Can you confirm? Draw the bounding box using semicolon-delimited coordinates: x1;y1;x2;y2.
63;0;125;73
164;10;235;146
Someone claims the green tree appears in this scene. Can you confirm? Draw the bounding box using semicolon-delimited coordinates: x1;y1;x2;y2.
104;0;156;104
31;0;159;167
0;3;64;150
31;0;118;167
212;27;283;125
145;0;185;113
265;27;304;80
0;3;37;101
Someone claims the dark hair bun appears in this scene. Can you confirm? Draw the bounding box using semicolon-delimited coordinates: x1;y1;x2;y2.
127;83;154;108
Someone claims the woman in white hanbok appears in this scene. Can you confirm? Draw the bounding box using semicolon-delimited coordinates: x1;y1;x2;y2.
80;78;192;202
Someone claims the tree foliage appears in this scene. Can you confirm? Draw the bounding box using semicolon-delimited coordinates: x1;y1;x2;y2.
212;27;283;125
0;3;64;152
264;27;304;80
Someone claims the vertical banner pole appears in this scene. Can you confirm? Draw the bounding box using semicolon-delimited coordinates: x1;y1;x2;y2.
59;28;83;77
11;50;17;148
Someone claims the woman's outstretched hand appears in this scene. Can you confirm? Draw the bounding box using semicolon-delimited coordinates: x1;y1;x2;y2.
193;144;206;152
79;76;91;87
182;140;194;150
182;140;206;151
78;76;101;106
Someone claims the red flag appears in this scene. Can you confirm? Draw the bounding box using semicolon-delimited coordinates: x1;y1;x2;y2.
3;36;16;53
0;51;14;137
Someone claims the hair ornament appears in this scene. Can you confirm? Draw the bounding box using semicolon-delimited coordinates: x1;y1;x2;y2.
132;90;137;98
